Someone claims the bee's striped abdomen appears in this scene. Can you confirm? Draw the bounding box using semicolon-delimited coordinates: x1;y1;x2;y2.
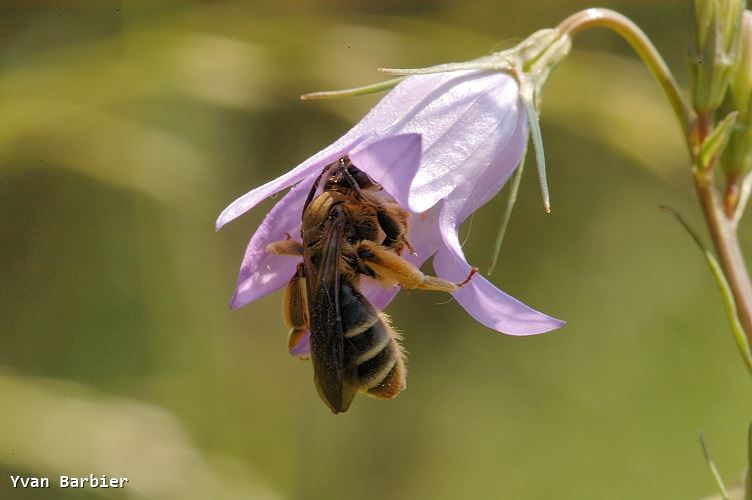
339;283;406;399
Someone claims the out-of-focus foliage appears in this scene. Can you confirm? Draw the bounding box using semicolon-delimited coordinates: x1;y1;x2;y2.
1;1;751;499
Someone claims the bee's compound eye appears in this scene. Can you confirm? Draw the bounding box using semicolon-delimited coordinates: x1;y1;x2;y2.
349;167;378;190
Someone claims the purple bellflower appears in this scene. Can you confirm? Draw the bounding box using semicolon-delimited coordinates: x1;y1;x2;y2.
217;67;565;357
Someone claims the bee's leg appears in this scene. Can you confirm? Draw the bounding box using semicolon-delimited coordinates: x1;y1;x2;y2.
266;237;304;256
268;240;309;354
375;203;414;255
355;241;476;292
284;263;310;356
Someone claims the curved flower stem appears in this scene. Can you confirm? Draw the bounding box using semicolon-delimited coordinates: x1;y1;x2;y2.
557;8;693;139
559;9;752;348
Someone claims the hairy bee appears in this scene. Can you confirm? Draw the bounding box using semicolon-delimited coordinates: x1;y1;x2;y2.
267;157;475;413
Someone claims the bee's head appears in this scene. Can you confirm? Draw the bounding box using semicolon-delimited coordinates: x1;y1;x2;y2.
324;157;382;192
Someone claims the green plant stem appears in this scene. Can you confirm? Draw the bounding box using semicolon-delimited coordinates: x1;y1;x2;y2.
560;8;752;355
557;8;693;139
694;105;752;356
661;205;752;375
692;111;752;348
694;163;752;347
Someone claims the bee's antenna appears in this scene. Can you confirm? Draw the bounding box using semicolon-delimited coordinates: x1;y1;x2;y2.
341;163;365;199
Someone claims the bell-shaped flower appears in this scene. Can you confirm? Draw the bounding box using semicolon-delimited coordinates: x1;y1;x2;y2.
217;69;565;357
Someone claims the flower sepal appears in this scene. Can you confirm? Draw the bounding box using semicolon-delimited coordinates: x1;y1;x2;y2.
690;0;745;114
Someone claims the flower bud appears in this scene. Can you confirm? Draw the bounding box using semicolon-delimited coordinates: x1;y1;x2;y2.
723;10;752;183
730;9;752;114
721;10;752;214
691;0;745;114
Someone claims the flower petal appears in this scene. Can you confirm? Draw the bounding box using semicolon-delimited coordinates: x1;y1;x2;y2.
358;279;400;311
439;101;527;222
349;133;422;209
433;244;565;335
387;72;524;213
216;135;370;230
339;70;522;212
353;71;501;135
230;179;311;309
436;190;564;335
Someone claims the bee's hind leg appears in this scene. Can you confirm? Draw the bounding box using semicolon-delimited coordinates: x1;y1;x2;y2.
355;240;475;293
283;263;310;357
266;236;309;356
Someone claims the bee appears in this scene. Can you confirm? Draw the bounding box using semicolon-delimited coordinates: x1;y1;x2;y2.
267;157;476;413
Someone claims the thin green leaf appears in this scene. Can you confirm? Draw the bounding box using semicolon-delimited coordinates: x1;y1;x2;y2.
521;82;551;213
700;433;730;500
488;142;527;275
300;77;405;100
378;56;509;76
700;111;739;167
661;206;752;376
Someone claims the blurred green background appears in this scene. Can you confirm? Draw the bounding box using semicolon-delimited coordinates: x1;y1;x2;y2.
1;1;751;498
